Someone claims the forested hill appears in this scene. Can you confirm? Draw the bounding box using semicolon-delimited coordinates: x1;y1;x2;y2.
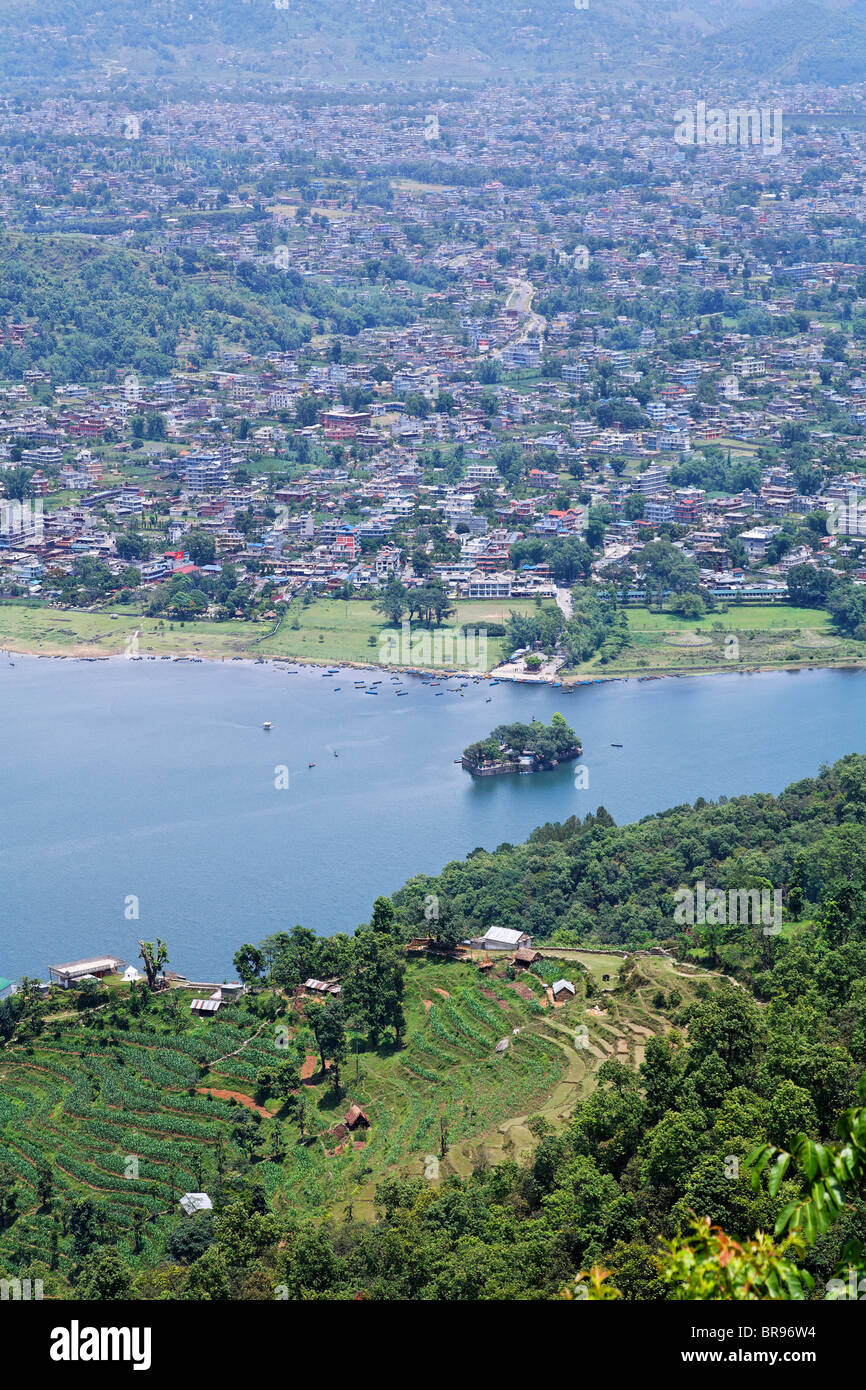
2;0;866;85
395;753;866;974
0;235;412;381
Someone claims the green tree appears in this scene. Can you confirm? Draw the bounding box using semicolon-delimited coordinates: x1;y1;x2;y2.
343;930;406;1046
374;576;407;627
138;938;169;991
1;466;31;502
184;529;216;566
309;998;348;1092
75;1248;134;1300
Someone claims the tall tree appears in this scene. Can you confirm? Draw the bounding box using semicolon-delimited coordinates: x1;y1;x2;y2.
138;938;169;991
309;998;348;1092
342;930;406;1046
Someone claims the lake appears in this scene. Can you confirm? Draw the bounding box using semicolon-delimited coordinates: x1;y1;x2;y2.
1;656;864;981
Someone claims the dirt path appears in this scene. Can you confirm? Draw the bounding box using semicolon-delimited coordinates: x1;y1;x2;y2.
209;1019;269;1071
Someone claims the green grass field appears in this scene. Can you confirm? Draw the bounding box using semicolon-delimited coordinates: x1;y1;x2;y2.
563;605;865;679
0;603;268;660
0;598;544;670
5;596;859;679
259;598;542;668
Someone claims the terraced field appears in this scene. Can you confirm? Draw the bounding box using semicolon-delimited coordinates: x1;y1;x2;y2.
0;1007;282;1277
0;954;706;1278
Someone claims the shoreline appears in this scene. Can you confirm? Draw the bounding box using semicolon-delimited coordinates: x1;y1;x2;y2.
2;635;865;686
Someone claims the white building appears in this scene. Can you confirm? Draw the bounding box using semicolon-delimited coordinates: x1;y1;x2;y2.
467;570;512;599
479;926;532;951
179;1193;213;1217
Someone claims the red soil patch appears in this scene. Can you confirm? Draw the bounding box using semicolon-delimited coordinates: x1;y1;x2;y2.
300;1055;330;1082
480;987;511;1010
197;1087;270;1118
433;987;450;999
509;982;534;1002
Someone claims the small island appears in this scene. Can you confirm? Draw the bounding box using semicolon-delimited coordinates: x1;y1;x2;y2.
461;714;583;776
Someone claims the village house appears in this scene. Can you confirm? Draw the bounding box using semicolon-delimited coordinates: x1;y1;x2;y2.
478;926;533;952
48;955;124;988
513;948;542;969
179;1192;213;1217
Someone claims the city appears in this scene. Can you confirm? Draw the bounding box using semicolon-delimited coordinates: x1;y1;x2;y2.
1;0;865;1349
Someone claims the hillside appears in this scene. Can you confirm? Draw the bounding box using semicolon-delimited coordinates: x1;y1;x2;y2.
2;0;866;85
3;754;866;1299
393;752;866;970
0;946;700;1270
0;233;414;381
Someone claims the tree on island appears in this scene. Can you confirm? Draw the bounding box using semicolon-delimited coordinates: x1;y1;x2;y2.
463;714;581;771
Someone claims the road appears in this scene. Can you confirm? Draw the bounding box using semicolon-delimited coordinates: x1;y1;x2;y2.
492;275;546;359
556;587;574;619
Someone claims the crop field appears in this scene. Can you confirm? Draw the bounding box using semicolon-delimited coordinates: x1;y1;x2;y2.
0;1004;270;1277
0;953;701;1281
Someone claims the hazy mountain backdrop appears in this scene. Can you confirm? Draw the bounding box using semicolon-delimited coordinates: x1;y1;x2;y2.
1;0;865;85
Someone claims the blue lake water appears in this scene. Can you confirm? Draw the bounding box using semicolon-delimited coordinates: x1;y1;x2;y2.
0;655;864;981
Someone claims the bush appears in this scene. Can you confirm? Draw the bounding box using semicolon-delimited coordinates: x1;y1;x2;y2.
167;1212;215;1264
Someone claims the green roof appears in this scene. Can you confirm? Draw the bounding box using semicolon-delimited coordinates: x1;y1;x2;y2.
0;978;14;992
